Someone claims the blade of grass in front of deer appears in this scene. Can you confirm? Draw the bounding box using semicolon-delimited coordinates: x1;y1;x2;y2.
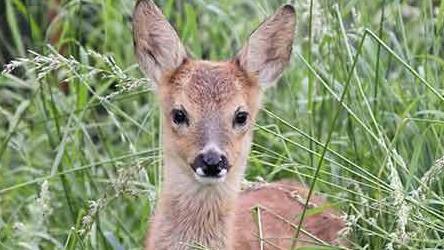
256;124;392;193
291;23;368;248
262;109;392;190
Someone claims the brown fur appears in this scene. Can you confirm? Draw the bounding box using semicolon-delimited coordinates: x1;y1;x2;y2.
234;181;345;249
133;1;345;249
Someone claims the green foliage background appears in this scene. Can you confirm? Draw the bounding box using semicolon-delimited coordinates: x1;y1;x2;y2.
0;0;443;249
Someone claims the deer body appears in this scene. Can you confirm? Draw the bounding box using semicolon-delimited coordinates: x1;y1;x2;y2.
133;1;344;249
147;166;238;249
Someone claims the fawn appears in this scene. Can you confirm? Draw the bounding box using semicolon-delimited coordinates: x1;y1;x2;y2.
133;1;345;249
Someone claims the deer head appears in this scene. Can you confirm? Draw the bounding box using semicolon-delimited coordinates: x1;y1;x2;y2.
133;0;296;186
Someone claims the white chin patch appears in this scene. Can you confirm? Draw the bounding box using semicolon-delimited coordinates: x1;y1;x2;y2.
194;168;227;184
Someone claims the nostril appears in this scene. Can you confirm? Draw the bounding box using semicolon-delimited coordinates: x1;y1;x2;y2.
193;151;229;178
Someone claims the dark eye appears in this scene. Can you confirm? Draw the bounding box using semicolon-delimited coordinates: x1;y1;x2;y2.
233;111;248;127
172;109;189;126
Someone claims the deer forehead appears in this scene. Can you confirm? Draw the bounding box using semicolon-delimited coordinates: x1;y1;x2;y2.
160;60;260;113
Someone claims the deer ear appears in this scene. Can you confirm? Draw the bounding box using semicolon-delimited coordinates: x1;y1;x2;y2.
236;5;296;87
133;0;187;84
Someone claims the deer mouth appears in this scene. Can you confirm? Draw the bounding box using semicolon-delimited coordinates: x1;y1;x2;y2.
190;164;229;183
193;168;228;184
195;166;228;178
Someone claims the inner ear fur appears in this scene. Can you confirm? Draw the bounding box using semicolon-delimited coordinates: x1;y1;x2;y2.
133;0;187;84
236;5;296;87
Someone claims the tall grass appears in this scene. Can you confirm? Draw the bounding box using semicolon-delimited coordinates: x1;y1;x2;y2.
1;0;443;249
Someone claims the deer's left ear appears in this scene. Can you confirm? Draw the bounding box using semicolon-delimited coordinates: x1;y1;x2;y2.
236;5;296;87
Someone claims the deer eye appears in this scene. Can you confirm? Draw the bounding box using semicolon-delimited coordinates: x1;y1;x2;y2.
172;108;189;126
233;111;248;128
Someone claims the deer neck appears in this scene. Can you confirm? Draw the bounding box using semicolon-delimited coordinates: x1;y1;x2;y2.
152;155;245;250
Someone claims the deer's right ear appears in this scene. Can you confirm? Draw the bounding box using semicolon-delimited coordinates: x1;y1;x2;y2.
133;0;187;84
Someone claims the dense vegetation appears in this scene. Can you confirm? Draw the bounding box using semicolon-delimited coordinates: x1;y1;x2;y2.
1;0;443;249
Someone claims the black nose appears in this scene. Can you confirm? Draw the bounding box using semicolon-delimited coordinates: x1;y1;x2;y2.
192;151;228;177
